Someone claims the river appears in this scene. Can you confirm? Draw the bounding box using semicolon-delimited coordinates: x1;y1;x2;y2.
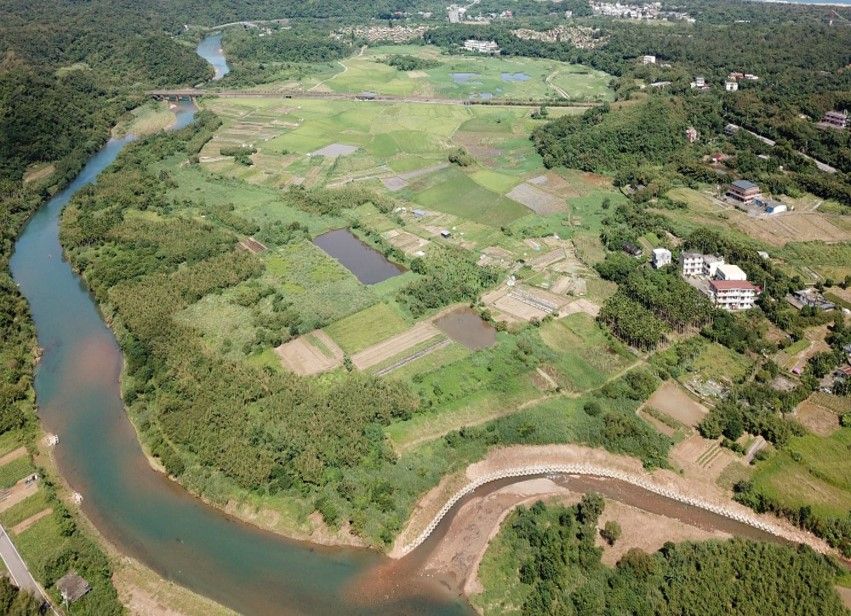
6;31;816;616
7;35;468;616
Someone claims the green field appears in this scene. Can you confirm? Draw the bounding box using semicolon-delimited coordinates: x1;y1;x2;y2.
751;428;851;519
324;302;410;353
538;313;636;391
313;45;613;102
0;490;50;528
0;456;35;489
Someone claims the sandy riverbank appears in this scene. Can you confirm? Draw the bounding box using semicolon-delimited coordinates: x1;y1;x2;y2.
392;444;837;561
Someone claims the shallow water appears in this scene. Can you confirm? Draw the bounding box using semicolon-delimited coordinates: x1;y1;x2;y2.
500;72;530;82
314;228;405;284
451;72;480;84
434;308;496;350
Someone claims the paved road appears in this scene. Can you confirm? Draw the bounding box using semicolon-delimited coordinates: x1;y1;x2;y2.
0;524;47;600
729;123;837;174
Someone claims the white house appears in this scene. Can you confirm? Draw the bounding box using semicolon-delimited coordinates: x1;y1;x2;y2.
715;263;747;281
710;280;759;311
463;39;500;53
642;55;656;65
651;248;672;269
703;255;725;278
725;80;739;92
681;252;703;277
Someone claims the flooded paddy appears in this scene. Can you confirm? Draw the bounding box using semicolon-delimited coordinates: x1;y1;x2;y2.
500;72;530;82
451;72;480;84
434;307;496;350
314;228;405;285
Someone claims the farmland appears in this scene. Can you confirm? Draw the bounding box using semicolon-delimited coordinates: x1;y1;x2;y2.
240;44;614;103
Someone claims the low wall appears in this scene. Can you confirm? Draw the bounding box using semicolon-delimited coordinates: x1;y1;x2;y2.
397;463;804;558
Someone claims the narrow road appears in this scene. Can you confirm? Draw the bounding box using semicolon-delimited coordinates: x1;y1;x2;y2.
728;123;837;174
0;524;49;603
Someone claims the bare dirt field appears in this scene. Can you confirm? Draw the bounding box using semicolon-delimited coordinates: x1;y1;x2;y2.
595;500;728;566
383;229;430;256
670;434;734;482
0;481;38;514
11;508;52;535
506;182;565;214
795;399;840;437
483;284;573;323
0;446;26;467
837;587;851;611
734;212;850;246
645;380;708;427
310;143;359;158
237;237;267;254
351;321;440;370
274;331;343;375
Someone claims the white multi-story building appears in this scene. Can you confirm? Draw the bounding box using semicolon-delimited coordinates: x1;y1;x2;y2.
642;55;656;64
681;252;703;277
710;279;759;311
702;255;725;278
463;39;500;54
715;263;747;281
725;80;739;92
651;248;672;269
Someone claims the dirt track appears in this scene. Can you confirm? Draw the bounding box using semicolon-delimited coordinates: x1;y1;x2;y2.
352;321;440;370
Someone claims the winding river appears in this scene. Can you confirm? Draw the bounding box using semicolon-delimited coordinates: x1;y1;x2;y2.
8;35;467;616
7;32;819;616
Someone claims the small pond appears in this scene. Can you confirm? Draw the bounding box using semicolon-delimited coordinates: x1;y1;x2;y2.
434;307;496;350
313;229;405;285
451;72;480;84
500;72;530;82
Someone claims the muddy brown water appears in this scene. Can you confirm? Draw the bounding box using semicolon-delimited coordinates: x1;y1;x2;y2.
434;307;496;350
313;228;405;284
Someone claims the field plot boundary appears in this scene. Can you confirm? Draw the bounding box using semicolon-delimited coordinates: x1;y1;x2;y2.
275;331;344;375
351;321;441;370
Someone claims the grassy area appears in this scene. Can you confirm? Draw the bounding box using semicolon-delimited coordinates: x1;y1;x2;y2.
264;241;378;329
686;341;753;384
316;45;613;102
778;241;851;281
751;428;851;519
0;490;50;528
407;166;528;227
0;429;26;457
0;456;35;489
324;302;410;353
538;313;635;391
114;101;176;137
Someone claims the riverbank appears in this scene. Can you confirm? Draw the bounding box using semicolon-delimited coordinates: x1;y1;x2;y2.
392;444;838;561
33;429;234;616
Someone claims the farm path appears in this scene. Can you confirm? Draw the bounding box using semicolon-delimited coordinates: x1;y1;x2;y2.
545;69;569;99
307;46;366;93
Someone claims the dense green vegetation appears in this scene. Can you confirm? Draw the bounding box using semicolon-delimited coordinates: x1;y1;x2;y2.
0;577;40;615
400;248;499;317
476;498;848;616
382;54;440;71
224;26;353;64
